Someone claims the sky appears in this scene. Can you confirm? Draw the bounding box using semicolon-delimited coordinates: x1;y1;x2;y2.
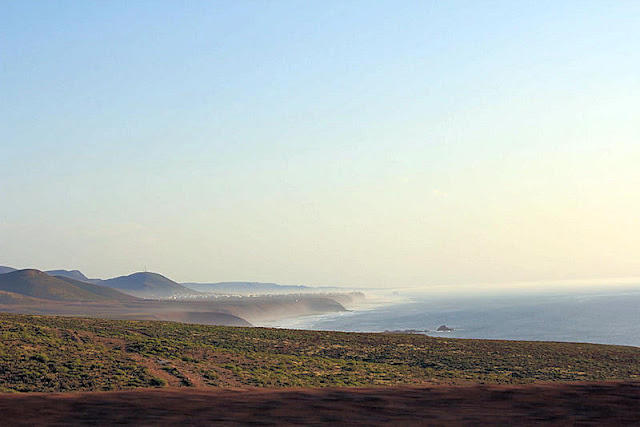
1;1;639;287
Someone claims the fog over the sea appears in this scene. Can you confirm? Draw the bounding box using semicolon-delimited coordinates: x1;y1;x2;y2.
2;1;639;288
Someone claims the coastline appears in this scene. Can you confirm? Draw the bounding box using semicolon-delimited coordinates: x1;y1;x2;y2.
257;287;640;348
255;292;409;329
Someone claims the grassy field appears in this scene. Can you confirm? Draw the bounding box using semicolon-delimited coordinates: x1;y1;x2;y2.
1;312;638;393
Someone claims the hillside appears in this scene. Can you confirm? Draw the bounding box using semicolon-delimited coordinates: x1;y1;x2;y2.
0;270;138;302
100;272;199;298
0;312;638;393
0;290;45;305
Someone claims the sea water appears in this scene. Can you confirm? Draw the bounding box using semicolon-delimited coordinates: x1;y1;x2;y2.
266;286;640;347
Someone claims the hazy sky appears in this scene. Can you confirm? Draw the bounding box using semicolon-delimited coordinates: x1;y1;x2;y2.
2;1;639;287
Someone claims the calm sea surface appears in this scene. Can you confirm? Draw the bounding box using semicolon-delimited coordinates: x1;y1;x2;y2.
266;287;640;347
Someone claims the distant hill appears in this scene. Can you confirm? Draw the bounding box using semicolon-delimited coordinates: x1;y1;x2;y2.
0;266;17;275
45;269;92;283
0;269;138;302
100;272;199;299
4;268;318;296
183;282;312;295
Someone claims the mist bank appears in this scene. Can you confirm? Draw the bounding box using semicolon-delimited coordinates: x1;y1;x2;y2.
182;282;311;295
386;277;640;300
0;294;356;327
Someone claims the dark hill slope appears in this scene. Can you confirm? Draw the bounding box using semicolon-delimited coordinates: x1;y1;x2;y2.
100;272;198;298
54;276;139;302
0;269;138;302
46;269;92;283
0;290;45;305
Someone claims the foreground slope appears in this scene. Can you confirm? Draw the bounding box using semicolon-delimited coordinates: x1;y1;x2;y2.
0;312;638;393
0;270;138;302
1;382;639;425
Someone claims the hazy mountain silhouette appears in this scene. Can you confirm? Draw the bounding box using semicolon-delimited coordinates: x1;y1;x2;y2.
45;269;92;282
100;272;199;299
0;269;138;302
0;266;17;275
4;267;316;296
0;269;351;328
183;282;311;294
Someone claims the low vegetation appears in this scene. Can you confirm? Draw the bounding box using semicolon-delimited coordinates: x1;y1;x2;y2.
0;312;638;392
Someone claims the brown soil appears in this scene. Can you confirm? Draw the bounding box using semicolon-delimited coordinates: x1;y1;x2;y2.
1;381;638;425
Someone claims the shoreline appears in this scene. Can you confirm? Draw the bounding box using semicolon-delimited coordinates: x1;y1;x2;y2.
257;288;640;348
255;292;409;329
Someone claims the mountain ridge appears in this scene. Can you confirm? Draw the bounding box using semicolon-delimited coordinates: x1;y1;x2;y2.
2;266;329;296
100;272;199;299
0;269;138;302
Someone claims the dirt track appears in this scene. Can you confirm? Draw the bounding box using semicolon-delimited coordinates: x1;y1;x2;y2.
1;382;639;425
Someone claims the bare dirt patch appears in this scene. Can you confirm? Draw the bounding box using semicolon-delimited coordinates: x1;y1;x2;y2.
1;381;638;425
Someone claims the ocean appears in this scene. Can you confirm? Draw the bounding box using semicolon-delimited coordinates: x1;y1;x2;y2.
264;286;640;347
